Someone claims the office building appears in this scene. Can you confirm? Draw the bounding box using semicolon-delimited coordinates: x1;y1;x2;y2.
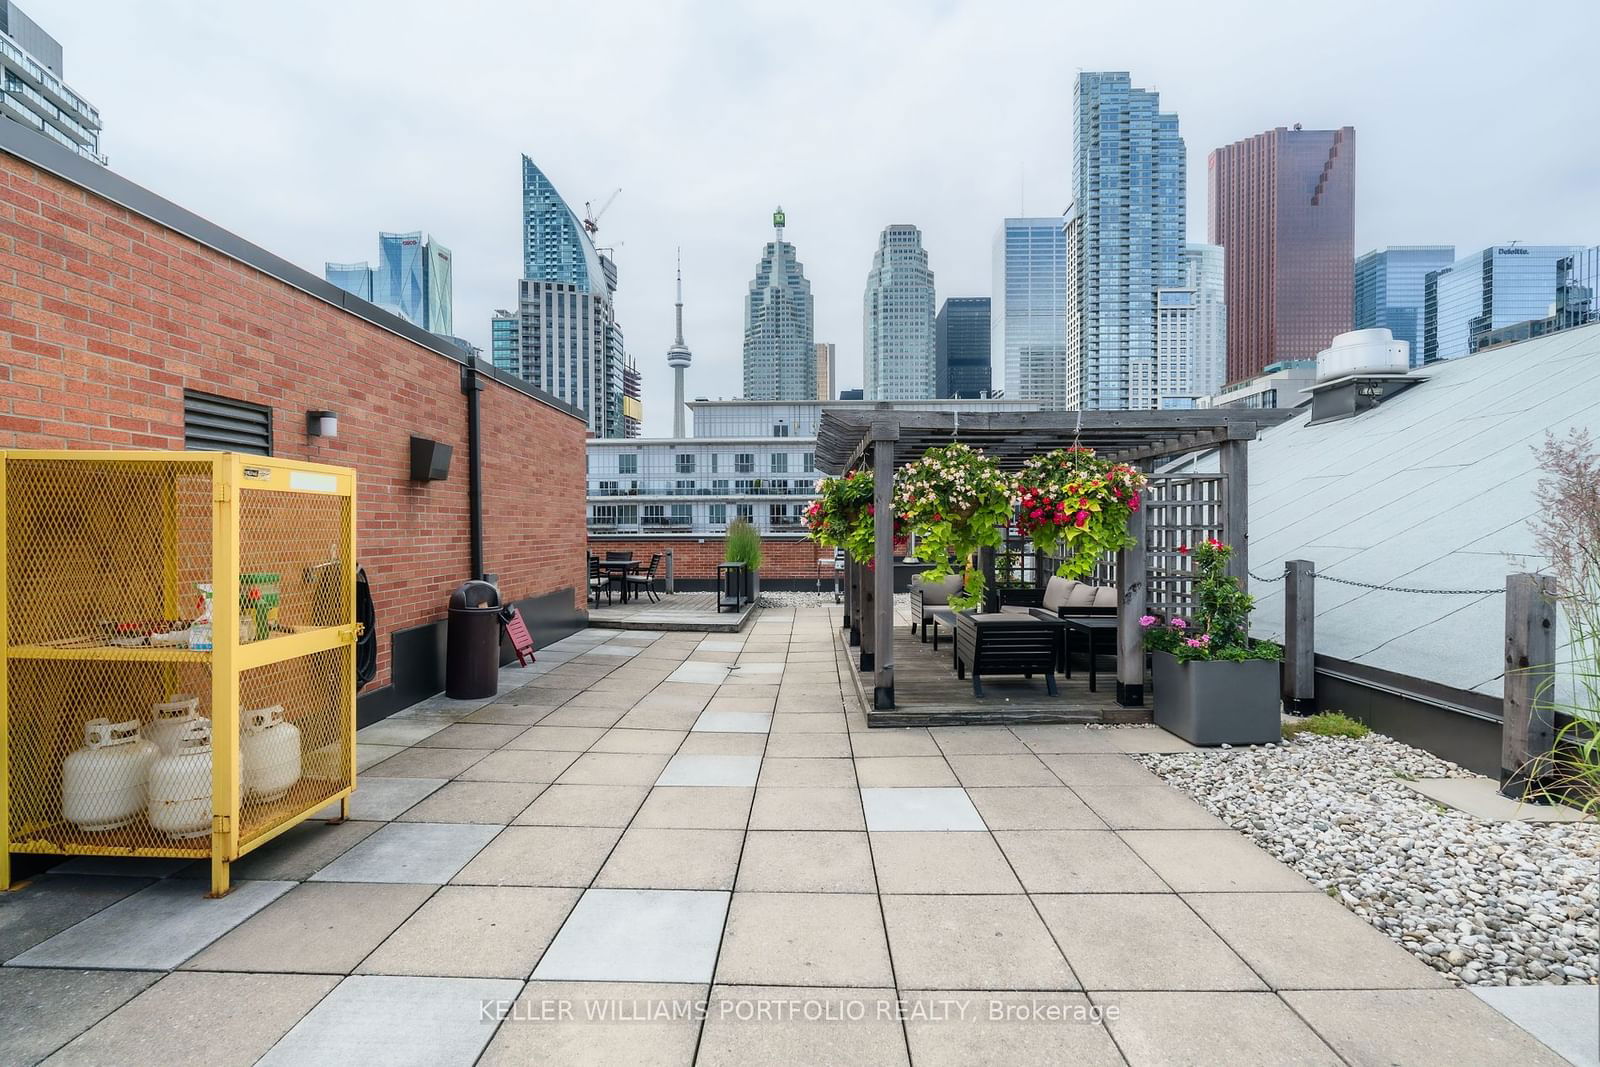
814;343;836;405
863;224;937;400
743;207;816;400
1209;125;1355;383
324;232;453;335
494;156;628;437
995;217;1069;408
1422;244;1586;362
1354;247;1455;369
1185;244;1227;399
839;388;864;401
1199;361;1317;411
1069;72;1187;410
935;297;991;398
1466;246;1600;354
0;3;103;164
622;355;643;438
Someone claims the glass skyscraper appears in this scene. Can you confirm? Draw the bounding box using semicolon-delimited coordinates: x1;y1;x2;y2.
0;3;104;164
1208;125;1355;384
1353;246;1454;368
936;297;992;398
1185;244;1227;400
863;224;937;400
743;207;816;401
324;231;453;335
1422;245;1585;362
521;156;605;290
995;218;1068;408
1069;72;1187;410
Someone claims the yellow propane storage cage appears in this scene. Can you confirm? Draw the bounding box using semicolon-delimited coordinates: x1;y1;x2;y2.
0;451;358;896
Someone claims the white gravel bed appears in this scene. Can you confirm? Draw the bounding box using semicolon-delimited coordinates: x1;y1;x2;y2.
757;590;841;608
1135;733;1600;987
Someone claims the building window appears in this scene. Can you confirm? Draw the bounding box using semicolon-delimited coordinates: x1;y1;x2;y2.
734;453;755;473
675;453;695;474
598;480;618;496
769;504;795;528
708;503;727;528
712;479;730;494
642;504;666;528
675;480;695;496
770;453;788;474
772;423;790;437
736;503;754;523
670;504;691;528
184;390;271;455
801;451;815;472
709;454;720;473
618;454;638;474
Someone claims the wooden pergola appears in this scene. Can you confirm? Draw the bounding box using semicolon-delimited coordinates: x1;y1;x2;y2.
813;408;1297;715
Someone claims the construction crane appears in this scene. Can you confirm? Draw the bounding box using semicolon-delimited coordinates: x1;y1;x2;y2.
583;188;622;236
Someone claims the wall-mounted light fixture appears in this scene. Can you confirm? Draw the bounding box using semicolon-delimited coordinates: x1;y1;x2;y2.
307;410;339;438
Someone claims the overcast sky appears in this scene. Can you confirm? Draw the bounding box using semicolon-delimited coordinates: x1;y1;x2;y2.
35;1;1600;435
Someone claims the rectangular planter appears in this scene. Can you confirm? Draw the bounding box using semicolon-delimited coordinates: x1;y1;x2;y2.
1152;650;1281;745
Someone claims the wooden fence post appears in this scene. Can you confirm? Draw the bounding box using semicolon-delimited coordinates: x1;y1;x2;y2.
1283;560;1315;713
1501;572;1557;799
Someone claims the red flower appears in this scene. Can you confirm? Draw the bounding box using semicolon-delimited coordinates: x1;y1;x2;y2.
1178;544;1190;555
1074;510;1090;528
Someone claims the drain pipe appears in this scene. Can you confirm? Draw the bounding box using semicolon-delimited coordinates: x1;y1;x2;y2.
461;361;485;580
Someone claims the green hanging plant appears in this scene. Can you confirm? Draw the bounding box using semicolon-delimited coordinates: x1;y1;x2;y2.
893;442;1013;610
1016;446;1148;579
804;471;878;563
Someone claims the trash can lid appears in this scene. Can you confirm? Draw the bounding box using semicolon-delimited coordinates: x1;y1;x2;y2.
450;579;500;609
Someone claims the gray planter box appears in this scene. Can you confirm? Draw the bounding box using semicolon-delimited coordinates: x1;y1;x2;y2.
1152;651;1281;745
747;568;761;605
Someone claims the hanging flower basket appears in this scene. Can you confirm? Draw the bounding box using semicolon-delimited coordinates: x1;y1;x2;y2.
805;471;879;563
1016;446;1148;580
893;442;1013;610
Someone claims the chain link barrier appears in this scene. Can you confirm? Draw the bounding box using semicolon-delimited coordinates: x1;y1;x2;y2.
1248;567;1502;596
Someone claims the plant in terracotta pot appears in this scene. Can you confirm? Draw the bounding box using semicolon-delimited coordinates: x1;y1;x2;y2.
1142;538;1283;745
1016;446;1147;579
893;442;1013;610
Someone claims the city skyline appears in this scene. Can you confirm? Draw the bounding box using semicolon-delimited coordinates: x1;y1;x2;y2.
41;1;1599;434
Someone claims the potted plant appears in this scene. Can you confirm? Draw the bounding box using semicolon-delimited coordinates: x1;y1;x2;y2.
1016;446;1147;579
1142;539;1283;745
893;442;1013;610
725;518;763;604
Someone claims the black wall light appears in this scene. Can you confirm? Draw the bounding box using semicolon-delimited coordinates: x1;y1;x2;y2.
410;436;453;481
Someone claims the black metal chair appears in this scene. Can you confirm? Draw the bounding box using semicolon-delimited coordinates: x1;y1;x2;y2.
627;553;663;604
605;551;635;562
588;555;614;606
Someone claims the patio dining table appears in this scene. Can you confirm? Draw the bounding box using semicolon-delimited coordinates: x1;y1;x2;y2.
596;559;642;603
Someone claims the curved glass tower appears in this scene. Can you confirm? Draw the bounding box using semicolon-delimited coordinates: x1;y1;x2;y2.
521;155;606;295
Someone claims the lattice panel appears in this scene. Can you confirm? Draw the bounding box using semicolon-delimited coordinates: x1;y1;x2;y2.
1143;473;1224;619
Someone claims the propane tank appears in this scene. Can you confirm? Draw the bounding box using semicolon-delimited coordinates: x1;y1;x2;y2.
62;718;156;831
147;718;214;839
240;705;301;803
147;695;200;755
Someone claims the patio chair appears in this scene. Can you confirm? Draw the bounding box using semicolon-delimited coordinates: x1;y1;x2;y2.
605;550;635;562
999;576;1118;619
588;556;613;606
952;613;1058;698
627;553;663;603
910;572;966;642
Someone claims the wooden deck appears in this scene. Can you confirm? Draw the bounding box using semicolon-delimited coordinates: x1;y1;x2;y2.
845;604;1152;727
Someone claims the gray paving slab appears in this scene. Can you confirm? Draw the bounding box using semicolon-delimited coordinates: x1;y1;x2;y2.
855;756;960;787
7;878;295;971
880;895;1076;991
1405;776;1589;822
43;971;339;1067
677;730;768;755
696;985;908;1067
757;756;857;787
715;892;893;987
315;776;447;821
363;746;492;779
1072;785;1228;830
503;725;607;750
357;885;580;979
595;828;745;890
450;824;622;887
512;784;649;827
656;753;761;787
0;968;160;1065
749;787;867;831
256;974;522;1067
869;832;1024;894
182;882;432;974
1473;985;1600;1067
414;722;531;749
692;710;773;733
48;857;189;879
1035;894;1266;991
0;875;153;962
456;747;580;783
736;831;876;893
394;780;545;824
632;786;755;829
860;787;985;831
1100;991;1341;1066
902;990;1125;1066
1185;891;1451;989
355;717;450;747
531;888;729;983
1120;829;1317;893
945;752;1061;787
965;786;1106;830
994;830;1169;893
308;822;501;885
1282;989;1574;1067
198;819;385;882
557;751;674;786
479;981;706;1067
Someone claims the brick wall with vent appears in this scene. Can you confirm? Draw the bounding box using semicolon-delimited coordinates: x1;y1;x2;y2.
0;147;587;708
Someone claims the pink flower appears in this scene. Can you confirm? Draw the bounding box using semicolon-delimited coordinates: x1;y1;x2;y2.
1185;637;1205;648
1171;617;1188;630
1139;615;1158;627
1074;510;1090;528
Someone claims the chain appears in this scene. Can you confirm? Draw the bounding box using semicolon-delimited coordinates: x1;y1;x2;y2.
1247;567;1502;596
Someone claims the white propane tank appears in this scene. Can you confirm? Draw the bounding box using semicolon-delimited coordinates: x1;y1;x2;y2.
147;718;214;839
241;705;301;803
62;718;156;831
147;695;200;755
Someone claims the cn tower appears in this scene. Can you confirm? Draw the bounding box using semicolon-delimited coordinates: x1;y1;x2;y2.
666;250;692;438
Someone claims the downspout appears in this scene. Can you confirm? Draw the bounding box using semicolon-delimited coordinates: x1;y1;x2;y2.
461;361;485;580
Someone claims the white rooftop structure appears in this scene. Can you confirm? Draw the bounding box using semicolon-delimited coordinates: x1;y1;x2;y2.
1244;322;1600;699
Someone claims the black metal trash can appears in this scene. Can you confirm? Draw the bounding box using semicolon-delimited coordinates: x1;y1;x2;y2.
446;579;501;699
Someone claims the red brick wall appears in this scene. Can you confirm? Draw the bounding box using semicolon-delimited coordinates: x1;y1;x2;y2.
587;537;828;581
0;151;587;692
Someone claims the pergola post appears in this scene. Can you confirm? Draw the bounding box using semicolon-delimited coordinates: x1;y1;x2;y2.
1116;491;1147;707
1219;437;1249;591
859;555;875;672
842;553;855;636
870;420;899;708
